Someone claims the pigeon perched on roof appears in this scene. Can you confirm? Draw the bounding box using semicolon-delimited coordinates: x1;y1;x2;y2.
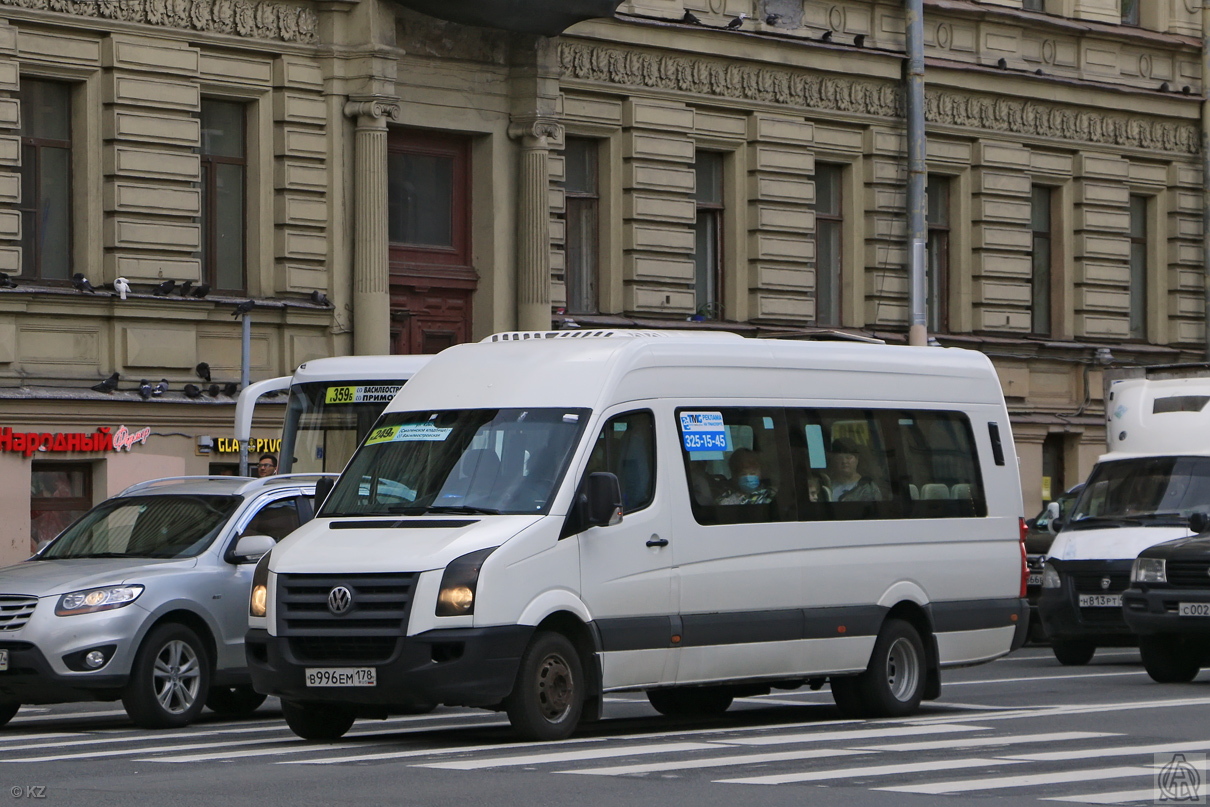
231;300;256;318
152;279;175;296
195;362;212;382
184;383;202;399
724;13;747;29
91;372;120;394
72;273;96;293
113;277;130;300
138;379;153;400
152;379;169;397
190;282;210;299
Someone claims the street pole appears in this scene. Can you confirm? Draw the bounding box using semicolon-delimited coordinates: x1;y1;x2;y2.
239;311;251;477
906;0;928;347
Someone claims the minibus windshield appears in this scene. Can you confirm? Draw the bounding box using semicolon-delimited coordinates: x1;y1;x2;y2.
320;408;591;517
1067;456;1210;530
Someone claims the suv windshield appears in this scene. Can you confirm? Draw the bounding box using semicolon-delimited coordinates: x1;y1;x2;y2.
38;494;242;560
321;408;590;517
1067;457;1210;529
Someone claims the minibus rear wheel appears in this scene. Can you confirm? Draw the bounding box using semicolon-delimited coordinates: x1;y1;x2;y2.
505;631;584;741
831;618;925;718
281;700;355;740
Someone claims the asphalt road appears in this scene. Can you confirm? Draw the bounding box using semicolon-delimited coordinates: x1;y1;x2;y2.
3;645;1209;807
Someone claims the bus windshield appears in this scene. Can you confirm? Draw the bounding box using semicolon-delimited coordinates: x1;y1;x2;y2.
1067;456;1210;529
280;381;404;474
321;408;590;518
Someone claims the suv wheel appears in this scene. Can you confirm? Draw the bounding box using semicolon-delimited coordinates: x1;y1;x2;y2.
122;623;210;729
1139;636;1201;683
206;685;268;717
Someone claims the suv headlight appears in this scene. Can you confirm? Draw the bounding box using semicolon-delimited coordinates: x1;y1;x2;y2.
436;547;497;617
56;585;144;616
1132;557;1167;584
1041;564;1061;589
250;550;272;618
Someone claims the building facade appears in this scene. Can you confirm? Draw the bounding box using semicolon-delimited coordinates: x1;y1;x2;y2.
0;0;1203;564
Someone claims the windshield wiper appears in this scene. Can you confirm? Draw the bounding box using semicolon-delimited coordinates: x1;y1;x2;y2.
1066;516;1142;530
54;552;142;560
1131;511;1191;526
423;505;502;515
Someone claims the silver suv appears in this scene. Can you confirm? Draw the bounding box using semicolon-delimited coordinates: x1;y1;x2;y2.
0;474;332;729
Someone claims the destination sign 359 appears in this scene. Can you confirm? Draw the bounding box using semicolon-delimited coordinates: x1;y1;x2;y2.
324;385;403;405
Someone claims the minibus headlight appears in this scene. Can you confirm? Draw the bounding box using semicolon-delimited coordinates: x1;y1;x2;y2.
1041;564;1061;589
436;547;497;617
56;585;144;616
1132;557;1166;585
250;550;272;618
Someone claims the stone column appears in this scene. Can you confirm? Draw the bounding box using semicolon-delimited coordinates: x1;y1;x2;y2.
344;100;401;355
509;118;562;332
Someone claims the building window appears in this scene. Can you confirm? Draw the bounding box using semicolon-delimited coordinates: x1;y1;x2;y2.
200;99;247;292
814;164;843;327
926;175;951;334
19;79;72;281
30;462;92;554
1031;186;1054;336
1022;0;1045;11
563;138;599;315
1120;0;1139;26
1128;194;1148;340
693;151;724;320
388;129;471;269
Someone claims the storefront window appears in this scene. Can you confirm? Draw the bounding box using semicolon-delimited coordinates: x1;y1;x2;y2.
30;462;92;554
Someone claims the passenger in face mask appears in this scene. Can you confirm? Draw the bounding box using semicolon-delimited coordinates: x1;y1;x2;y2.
716;448;777;505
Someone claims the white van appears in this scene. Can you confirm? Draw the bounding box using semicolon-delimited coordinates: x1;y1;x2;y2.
1039;370;1210;665
247;331;1028;741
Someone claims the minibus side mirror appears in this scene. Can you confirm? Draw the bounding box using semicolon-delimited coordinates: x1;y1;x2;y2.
586;472;623;528
314;477;335;511
1190;511;1210;534
1044;501;1061;535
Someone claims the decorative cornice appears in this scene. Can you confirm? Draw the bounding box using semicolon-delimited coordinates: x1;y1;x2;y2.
343;99;402;122
559;41;1199;155
0;0;318;44
508;116;563;143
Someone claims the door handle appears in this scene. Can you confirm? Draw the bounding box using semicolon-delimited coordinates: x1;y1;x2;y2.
646;536;669;548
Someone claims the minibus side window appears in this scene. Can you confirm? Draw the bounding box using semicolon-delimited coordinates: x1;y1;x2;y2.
892;410;987;519
584;410;656;514
786;409;896;521
677;408;793;526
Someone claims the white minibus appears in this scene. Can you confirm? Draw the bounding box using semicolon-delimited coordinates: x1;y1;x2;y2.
247;331;1028;741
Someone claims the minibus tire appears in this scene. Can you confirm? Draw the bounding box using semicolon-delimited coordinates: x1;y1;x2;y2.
832;619;925;718
1051;640;1095;666
646;687;733;717
1139;636;1201;683
0;702;17;728
281;700;356;741
505;631;584;741
122;623;211;729
205;685;268;716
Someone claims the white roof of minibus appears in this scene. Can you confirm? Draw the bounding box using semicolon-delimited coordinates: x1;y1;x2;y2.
292;354;432;385
385;331;1004;413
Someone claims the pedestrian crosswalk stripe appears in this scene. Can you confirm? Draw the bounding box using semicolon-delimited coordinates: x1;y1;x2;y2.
559;747;870;776
1005;738;1210;762
877;765;1156;795
721;723;983;746
1042;786;1206;805
417;742;721;770
715;757;1024;785
856;730;1117;752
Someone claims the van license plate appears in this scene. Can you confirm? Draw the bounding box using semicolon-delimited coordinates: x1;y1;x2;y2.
305;667;376;687
1179;602;1210;617
1027;574;1042;587
0;649;6;671
1078;594;1122;608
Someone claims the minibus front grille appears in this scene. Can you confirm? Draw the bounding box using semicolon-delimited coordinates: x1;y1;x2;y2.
277;573;418;636
1071;572;1130;593
1165;560;1210;588
0;596;36;631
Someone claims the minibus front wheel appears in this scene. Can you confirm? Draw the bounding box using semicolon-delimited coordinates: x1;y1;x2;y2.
831;618;925;718
281;700;356;741
505;631;584;741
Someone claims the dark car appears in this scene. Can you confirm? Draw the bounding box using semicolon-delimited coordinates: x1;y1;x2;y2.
1024;484;1082;642
1121;517;1210;683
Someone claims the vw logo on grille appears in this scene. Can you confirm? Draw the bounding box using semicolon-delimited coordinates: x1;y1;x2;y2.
327;586;354;615
1101;576;1112;590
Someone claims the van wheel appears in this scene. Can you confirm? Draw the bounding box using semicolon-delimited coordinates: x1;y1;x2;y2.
505;631;584;741
646;687;733;717
122;623;210;729
281;700;356;741
1052;640;1095;666
1139;636;1201;683
205;685;268;716
831;619;925;718
0;702;18;728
